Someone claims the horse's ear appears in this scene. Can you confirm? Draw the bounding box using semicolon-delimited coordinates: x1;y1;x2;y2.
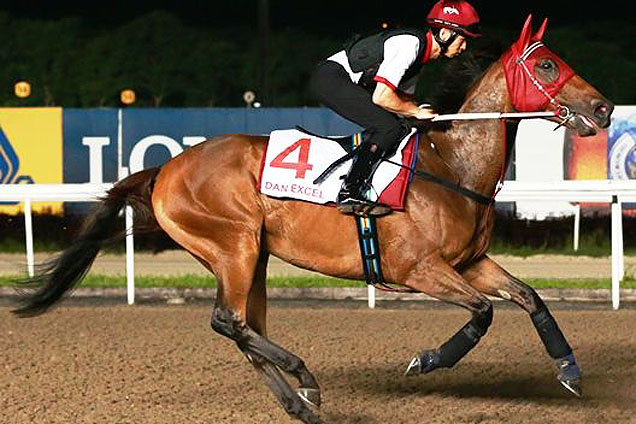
517;14;533;50
533;18;548;41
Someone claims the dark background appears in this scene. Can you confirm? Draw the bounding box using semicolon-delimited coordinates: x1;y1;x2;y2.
2;0;635;107
8;1;636;32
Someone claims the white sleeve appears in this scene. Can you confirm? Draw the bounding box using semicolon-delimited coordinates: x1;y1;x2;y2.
374;34;420;91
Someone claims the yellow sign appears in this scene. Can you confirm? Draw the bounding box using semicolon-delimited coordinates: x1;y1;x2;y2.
14;81;31;98
0;108;63;214
120;89;136;105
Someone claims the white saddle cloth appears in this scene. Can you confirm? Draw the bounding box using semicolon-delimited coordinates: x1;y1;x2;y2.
259;129;418;208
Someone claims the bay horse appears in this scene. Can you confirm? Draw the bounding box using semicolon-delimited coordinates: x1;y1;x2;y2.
14;16;613;424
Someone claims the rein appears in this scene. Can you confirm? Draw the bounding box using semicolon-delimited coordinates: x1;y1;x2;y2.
393;110;560;206
431;111;556;121
384;159;493;205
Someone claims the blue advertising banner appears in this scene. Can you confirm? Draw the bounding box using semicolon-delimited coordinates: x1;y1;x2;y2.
60;107;358;184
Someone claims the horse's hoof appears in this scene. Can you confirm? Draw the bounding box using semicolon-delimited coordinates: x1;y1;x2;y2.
555;354;582;398
297;387;321;408
405;356;421;376
558;377;583;398
405;350;440;376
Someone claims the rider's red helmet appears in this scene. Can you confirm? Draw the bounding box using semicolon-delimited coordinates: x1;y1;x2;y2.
427;0;482;38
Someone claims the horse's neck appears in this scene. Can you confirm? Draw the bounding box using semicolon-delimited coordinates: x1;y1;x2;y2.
426;62;517;198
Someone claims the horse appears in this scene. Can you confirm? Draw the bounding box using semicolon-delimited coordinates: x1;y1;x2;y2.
13;16;613;424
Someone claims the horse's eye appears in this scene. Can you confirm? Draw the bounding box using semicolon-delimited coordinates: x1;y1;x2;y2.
535;57;559;82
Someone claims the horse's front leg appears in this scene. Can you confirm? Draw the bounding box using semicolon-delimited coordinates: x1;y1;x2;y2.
402;257;494;376
461;255;582;397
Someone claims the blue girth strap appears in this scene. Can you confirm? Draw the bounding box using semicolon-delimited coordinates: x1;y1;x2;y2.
355;215;384;285
354;215;417;293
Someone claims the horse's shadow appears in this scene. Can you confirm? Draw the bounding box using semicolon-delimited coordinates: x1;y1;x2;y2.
316;339;636;408
322;361;564;401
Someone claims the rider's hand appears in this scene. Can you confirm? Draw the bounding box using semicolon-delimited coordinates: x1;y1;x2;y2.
415;106;438;120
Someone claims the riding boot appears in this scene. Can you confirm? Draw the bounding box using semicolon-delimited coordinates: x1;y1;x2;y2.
337;142;391;216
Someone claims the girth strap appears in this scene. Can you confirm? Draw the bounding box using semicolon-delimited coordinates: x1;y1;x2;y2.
355;215;417;293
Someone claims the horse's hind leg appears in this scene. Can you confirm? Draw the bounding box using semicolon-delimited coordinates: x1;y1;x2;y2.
213;296;323;423
206;233;322;423
461;256;581;397
402;257;494;376
245;247;322;408
246;248;269;336
156;212;322;423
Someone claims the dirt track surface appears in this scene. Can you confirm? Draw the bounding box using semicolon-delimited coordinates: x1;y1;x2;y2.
2;251;636;279
2;302;636;424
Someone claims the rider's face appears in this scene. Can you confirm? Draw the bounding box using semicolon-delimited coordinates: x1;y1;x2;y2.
445;35;467;58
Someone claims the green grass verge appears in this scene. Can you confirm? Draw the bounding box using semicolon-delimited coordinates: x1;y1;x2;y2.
1;274;634;290
487;239;636;258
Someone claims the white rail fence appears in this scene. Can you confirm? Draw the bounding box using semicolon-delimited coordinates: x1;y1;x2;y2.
1;180;636;309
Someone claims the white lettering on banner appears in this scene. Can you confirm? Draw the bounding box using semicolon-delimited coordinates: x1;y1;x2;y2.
128;135;184;174
82;137;111;184
84;135;207;183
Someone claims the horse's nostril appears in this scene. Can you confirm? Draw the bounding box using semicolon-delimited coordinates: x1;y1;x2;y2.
592;101;614;128
594;102;612;119
595;105;606;117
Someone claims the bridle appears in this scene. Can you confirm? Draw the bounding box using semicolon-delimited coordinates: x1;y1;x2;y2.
512;40;576;130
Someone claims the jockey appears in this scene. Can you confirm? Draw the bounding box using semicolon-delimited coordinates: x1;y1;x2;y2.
309;0;481;216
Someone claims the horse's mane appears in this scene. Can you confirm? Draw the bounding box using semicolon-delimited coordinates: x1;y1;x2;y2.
428;39;505;115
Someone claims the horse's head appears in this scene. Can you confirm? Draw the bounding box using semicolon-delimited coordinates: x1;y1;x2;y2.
501;15;613;136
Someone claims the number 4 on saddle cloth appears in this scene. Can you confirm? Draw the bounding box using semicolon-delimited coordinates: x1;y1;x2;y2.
259;128;419;290
259;128;418;209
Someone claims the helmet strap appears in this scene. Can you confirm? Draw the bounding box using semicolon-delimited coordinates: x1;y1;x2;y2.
434;29;458;55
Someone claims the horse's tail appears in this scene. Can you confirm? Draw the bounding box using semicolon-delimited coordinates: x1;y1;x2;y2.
12;167;161;317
